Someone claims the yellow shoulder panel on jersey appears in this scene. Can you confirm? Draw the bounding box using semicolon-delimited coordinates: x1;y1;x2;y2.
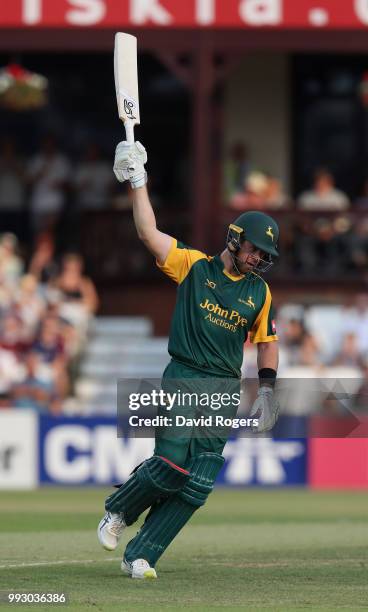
157;238;208;284
249;282;278;344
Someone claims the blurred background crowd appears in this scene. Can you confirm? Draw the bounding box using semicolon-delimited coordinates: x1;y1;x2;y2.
0;231;97;413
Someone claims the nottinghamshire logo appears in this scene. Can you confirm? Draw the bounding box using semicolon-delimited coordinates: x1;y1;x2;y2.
238;296;255;309
199;298;247;333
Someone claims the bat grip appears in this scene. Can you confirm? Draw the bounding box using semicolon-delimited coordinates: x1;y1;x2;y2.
124;121;135;144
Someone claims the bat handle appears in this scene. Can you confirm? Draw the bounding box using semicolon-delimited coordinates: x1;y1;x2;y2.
124;121;135;144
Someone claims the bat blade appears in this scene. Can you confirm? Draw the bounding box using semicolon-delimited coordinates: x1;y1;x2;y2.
114;32;140;142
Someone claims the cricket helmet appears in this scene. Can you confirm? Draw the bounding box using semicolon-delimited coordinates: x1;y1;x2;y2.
227;211;279;274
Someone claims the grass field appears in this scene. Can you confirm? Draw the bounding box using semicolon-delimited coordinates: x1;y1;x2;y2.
0;488;367;611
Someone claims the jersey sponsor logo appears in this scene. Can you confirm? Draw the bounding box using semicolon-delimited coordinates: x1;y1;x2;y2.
205;278;216;289
204;313;238;333
271;319;277;333
266;226;274;241
199;298;248;333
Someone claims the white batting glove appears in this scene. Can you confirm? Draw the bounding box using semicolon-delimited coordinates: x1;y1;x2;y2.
113;140;147;189
249;386;280;433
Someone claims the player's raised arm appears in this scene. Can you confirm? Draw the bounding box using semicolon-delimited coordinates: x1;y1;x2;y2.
113;140;172;265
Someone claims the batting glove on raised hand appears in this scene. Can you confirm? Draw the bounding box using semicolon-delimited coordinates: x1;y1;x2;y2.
249;386;280;433
113;140;147;189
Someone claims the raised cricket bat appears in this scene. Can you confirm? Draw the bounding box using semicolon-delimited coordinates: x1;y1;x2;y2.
114;32;140;144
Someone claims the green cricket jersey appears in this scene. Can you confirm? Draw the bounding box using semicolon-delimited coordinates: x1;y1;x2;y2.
158;238;278;379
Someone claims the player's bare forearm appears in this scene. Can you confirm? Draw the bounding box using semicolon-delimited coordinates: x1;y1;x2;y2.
113;141;171;264
132;185;172;265
257;341;279;371
132;185;156;239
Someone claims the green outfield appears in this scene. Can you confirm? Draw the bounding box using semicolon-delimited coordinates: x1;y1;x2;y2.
0;488;367;611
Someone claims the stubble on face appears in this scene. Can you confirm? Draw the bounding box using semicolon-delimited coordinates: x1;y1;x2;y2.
232;240;264;274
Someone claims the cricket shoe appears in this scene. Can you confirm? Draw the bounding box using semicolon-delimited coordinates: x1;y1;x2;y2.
97;511;126;551
121;558;157;580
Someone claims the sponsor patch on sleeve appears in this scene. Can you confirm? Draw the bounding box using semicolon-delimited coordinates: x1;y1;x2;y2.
271;319;277;334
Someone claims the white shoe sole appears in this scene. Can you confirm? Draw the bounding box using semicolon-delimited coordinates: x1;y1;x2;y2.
121;560;157;580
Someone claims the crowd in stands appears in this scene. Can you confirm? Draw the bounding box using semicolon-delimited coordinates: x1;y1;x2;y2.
0;231;98;412
278;298;368;371
2;134;368;230
282;213;368;278
242;296;368;414
278;299;368;413
241;296;368;375
225;141;367;212
223;141;368;279
0;135;117;241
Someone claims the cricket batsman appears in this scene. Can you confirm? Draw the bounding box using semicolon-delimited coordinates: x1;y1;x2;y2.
97;141;280;579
